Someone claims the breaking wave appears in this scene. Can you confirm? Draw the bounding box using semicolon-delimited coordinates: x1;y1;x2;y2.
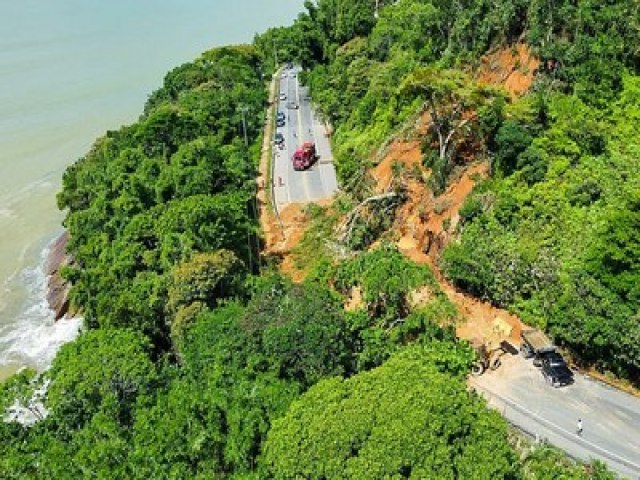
0;238;82;375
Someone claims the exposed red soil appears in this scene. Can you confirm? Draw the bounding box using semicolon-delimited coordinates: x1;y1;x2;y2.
257;45;640;394
274;203;312;282
258;44;541;347
380;44;541;345
371;139;424;194
477;43;540;98
376;137;524;345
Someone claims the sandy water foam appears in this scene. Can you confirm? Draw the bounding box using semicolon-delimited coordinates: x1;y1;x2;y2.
0;237;82;376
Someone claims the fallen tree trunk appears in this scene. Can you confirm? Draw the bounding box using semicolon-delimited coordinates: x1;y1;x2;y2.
337;192;401;244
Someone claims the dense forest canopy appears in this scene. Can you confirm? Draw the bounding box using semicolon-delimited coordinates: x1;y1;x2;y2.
56;45;264;349
1;0;635;477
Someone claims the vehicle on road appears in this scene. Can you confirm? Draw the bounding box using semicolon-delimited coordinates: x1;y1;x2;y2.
279;93;287;101
521;328;573;387
540;351;574;387
274;133;284;145
520;329;555;359
471;339;508;376
292;142;317;171
470;317;515;376
286;101;299;110
276;118;285;127
277;111;285;121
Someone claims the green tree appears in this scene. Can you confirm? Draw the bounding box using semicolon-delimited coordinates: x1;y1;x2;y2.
334;243;435;322
369;0;442;62
587;192;640;303
262;341;518;479
46;329;157;434
521;444;617;480
243;274;354;387
494;119;534;176
57;45;262;351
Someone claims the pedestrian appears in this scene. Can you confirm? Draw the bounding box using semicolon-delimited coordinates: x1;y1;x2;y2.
576;418;583;436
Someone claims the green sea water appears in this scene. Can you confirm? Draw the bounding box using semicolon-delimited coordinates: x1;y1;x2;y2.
0;0;304;379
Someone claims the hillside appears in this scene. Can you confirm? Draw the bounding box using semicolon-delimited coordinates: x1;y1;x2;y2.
1;1;638;478
261;0;640;385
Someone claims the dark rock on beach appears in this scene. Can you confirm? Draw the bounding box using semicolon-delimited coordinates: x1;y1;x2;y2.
46;231;72;320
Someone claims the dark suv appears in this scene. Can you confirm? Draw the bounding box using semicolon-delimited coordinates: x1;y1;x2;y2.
539;352;574;387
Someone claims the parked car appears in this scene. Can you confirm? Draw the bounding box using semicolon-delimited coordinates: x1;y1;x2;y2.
276;111;285;121
539;351;574;387
521;328;573;387
274;133;284;145
279;93;287;101
276;118;285;127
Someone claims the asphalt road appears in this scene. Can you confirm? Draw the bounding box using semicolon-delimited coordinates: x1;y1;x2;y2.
272;66;338;207
471;354;640;478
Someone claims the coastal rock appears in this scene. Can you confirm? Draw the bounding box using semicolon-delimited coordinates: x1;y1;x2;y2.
46;231;72;320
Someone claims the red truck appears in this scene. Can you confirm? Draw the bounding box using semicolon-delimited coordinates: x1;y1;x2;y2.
292;142;317;171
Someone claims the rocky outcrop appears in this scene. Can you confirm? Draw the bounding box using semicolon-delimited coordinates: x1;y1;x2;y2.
46;231;72;320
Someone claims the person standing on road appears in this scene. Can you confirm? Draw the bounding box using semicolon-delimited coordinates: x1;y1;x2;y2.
577;418;583;436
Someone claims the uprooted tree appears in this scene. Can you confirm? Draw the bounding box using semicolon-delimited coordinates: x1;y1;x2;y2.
401;67;506;192
336;191;403;249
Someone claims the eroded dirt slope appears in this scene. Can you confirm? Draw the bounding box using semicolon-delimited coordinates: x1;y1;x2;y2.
258;45;541;346
477;43;540;97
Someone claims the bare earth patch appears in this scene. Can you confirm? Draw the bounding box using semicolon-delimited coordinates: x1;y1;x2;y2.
344;286;363;312
477;43;540;97
259;44;534;348
371;139;423;194
372;128;524;347
275;203;311;282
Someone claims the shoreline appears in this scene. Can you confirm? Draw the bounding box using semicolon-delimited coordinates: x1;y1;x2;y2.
0;231;80;383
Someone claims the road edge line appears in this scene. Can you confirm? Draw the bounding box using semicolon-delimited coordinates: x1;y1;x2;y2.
470;379;640;473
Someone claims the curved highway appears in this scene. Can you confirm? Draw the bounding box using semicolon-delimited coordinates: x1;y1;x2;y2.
272;66;338;207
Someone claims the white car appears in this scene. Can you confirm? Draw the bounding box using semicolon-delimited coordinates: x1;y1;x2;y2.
279;93;287;101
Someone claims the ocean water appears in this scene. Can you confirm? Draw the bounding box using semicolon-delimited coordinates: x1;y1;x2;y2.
0;0;304;380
